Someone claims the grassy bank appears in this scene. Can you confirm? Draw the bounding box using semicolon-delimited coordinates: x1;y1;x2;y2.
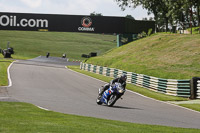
0;59;12;86
0;30;116;60
0;102;199;133
179;104;200;112
86;33;200;79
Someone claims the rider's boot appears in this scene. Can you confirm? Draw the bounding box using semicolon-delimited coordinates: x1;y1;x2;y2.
98;87;105;100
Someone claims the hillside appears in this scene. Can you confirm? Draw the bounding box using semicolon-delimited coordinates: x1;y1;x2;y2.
86;33;200;79
0;30;116;60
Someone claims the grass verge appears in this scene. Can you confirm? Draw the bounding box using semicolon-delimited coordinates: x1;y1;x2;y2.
179;104;200;112
0;102;199;133
0;58;12;86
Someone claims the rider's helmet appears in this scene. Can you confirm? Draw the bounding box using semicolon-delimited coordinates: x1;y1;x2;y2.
120;74;127;82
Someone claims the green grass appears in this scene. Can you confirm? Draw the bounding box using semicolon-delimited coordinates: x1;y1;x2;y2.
187;27;200;34
0;30;116;60
0;59;12;86
179;104;200;112
68;66;187;101
86;33;200;79
0;102;199;133
0;31;199;132
67;66;113;82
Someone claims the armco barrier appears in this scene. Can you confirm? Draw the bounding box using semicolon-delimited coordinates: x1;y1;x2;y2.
80;63;191;98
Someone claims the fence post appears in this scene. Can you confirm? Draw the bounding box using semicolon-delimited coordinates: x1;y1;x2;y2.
190;77;200;99
80;62;82;69
117;34;123;47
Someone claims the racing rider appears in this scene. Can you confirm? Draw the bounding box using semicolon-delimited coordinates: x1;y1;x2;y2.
98;74;127;99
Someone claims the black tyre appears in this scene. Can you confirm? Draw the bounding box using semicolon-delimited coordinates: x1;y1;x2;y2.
107;94;118;107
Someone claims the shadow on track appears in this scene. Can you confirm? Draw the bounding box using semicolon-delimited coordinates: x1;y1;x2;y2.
112;105;142;110
101;105;142;110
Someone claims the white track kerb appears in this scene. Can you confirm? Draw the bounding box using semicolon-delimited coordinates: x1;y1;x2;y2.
6;61;16;87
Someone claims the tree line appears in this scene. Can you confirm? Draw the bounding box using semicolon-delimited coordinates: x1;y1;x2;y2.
115;0;200;33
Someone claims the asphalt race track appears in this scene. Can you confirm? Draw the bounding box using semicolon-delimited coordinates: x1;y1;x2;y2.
2;57;200;129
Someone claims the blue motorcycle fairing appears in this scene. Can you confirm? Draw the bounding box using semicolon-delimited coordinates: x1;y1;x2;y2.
100;86;116;104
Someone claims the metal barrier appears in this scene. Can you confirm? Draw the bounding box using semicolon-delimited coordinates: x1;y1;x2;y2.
80;63;191;98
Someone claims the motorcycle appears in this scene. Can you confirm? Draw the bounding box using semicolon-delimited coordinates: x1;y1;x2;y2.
96;82;126;107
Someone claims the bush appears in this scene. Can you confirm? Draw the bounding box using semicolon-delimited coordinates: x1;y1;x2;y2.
137;31;147;39
148;28;153;36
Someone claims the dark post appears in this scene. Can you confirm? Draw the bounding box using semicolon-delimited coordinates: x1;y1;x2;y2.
198;2;200;34
62;53;66;58
7;42;10;49
190;77;200;99
46;52;50;58
190;6;193;34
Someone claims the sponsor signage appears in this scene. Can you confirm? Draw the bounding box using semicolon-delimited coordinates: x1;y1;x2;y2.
0;12;155;34
78;17;95;32
0;15;48;28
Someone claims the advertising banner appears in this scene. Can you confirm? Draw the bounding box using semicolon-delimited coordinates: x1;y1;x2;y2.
0;12;155;34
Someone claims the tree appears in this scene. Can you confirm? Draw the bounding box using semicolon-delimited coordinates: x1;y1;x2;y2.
149;17;154;21
166;0;200;33
90;12;103;16
142;0;170;32
125;14;135;20
142;17;148;21
115;0;200;33
115;0;170;32
161;0;199;33
166;0;187;29
192;0;200;33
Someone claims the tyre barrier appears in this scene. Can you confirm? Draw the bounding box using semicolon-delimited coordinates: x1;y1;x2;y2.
80;62;200;99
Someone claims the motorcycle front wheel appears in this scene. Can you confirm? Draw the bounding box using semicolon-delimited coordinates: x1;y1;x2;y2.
107;94;118;107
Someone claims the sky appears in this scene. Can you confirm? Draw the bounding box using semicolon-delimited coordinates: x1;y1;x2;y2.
0;0;153;20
